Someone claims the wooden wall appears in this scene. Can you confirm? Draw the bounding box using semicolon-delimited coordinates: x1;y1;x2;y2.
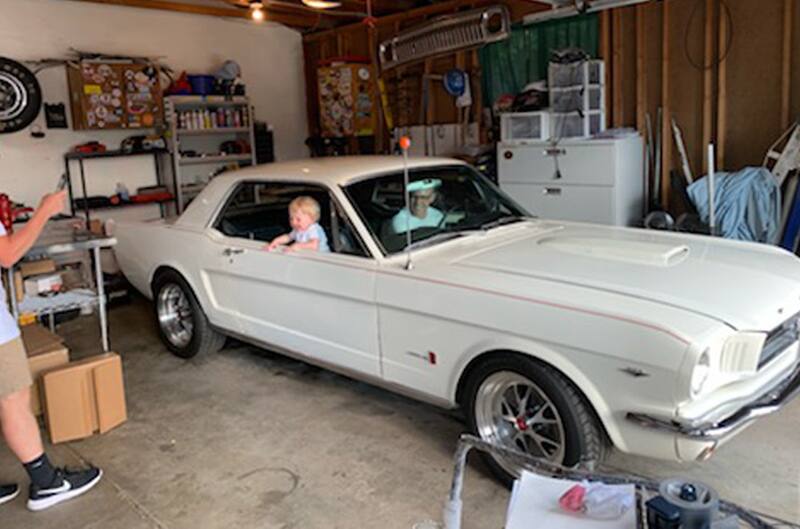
601;0;797;208
302;0;548;151
304;0;797;210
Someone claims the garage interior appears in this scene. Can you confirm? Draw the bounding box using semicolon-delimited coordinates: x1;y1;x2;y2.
1;0;799;527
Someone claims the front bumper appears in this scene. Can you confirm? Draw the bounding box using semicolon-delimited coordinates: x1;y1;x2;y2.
626;360;800;441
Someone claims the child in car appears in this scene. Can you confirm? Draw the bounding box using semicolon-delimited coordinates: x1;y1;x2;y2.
266;196;330;252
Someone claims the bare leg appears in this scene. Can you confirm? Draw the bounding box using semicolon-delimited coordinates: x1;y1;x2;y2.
0;387;43;464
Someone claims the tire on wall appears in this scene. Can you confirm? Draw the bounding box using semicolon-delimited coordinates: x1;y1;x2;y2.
152;269;225;359
462;353;608;487
0;57;42;134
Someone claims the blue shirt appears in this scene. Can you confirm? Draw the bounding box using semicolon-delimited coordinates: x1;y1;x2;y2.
390;207;444;234
290;222;330;252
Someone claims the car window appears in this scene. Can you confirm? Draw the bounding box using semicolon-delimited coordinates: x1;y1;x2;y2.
214;181;370;258
344;165;529;255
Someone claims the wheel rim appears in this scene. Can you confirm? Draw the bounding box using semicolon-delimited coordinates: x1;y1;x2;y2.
157;284;194;349
0;71;28;121
474;371;567;476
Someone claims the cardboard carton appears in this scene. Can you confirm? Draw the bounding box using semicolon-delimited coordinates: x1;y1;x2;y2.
19;259;56;278
42;353;127;444
23;273;63;296
21;325;69;416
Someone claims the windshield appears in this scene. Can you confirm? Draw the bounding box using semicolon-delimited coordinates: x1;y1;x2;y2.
344;164;530;255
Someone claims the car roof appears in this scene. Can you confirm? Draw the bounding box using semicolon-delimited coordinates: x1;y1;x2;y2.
210;155;466;187
175;155;468;229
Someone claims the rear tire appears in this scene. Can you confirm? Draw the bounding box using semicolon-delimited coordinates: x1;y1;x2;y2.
463;354;607;487
152;270;224;359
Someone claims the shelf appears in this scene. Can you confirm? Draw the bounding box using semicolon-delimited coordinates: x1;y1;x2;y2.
73;199;175;212
168;95;249;107
65;148;168;161
179;154;252;166
19;289;97;317
176;127;250;136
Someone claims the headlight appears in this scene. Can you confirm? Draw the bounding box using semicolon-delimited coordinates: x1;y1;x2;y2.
690;350;711;396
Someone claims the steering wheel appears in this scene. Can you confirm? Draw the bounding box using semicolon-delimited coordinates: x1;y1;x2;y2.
436;204;468;229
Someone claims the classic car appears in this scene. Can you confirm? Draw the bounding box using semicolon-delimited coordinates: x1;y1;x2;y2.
114;156;800;484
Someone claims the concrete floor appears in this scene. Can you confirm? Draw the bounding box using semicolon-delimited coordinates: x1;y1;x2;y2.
1;296;798;527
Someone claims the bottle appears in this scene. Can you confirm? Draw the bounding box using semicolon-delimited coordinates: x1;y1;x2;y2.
204;109;211;129
115;182;130;202
233;108;241;128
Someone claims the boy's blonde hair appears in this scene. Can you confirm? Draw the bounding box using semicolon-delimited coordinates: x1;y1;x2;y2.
289;196;321;222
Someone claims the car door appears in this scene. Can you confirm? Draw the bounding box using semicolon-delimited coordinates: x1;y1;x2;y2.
208;180;381;377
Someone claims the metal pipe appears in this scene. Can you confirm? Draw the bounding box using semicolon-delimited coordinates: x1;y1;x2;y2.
708;143;716;235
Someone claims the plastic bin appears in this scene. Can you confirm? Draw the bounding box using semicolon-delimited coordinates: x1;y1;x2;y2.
188;75;215;95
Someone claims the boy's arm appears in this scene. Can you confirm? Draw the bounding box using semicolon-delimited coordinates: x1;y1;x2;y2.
266;233;292;250
285;238;319;251
0;191;66;268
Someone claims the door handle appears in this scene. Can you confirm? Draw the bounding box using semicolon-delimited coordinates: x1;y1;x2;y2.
542;187;562;196
222;247;245;257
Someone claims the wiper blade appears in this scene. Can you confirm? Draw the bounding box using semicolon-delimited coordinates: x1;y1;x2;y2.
480;215;526;230
404;232;463;252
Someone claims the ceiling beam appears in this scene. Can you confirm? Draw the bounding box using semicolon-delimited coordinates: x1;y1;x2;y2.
71;0;318;28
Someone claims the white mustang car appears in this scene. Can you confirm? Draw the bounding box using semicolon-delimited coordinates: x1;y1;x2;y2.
115;156;800;484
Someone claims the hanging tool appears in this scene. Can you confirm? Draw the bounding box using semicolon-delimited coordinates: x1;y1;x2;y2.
654;108;663;206
671;118;694;184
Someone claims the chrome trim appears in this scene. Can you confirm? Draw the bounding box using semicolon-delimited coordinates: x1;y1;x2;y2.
626;361;800;440
760;311;800;368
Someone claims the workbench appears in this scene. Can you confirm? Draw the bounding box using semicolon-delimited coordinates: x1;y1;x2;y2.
4;234;117;352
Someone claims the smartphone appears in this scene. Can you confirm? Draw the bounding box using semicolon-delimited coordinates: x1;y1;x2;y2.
55;173;68;192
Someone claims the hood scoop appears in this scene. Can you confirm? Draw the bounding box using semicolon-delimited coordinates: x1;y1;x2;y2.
538;236;690;267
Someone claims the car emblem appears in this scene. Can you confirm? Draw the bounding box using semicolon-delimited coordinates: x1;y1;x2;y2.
620;367;650;378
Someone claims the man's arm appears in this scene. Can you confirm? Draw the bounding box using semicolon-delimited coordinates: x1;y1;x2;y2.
0;191;67;268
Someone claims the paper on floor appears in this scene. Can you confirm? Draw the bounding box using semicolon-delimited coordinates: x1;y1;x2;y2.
505;471;636;529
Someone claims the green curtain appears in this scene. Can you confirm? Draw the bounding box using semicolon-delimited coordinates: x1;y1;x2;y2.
479;14;599;106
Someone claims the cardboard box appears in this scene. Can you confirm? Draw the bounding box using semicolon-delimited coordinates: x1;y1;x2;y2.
89;219;104;236
100;248;120;275
42;353;127;444
13;270;24;303
22;325;70;416
24;273;63;296
19;259;56;278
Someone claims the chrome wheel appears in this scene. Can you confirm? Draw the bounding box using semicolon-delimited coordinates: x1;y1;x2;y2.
0;71;27;121
157;283;194;349
474;371;566;475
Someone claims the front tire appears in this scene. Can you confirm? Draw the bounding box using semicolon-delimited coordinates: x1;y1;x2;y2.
463;354;607;486
153;270;224;359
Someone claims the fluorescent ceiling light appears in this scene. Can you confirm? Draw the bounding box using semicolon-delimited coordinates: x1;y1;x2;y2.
302;0;342;9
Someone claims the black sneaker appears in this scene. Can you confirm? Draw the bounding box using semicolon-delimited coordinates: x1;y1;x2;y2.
27;467;103;511
0;484;20;506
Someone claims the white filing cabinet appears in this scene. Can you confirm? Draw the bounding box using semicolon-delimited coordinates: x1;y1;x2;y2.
497;135;644;226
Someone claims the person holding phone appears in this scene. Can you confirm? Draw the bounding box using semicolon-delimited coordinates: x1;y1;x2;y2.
0;190;102;511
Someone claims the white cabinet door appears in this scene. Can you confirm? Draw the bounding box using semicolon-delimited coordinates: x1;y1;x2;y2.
503;183;614;224
212;237;381;377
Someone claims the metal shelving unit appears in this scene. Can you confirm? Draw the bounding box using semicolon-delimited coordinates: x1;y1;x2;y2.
166;95;257;212
63;148;173;224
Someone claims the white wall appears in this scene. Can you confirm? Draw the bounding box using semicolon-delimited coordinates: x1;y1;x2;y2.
0;0;308;208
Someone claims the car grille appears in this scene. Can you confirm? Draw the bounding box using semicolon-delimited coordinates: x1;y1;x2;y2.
760;312;800;368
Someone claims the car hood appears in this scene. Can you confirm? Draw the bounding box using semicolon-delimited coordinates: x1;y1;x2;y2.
450;221;800;331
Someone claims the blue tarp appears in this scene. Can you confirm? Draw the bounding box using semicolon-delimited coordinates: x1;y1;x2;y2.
687;167;781;244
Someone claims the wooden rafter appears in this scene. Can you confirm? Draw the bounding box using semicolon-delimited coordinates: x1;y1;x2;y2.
71;0;320;28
